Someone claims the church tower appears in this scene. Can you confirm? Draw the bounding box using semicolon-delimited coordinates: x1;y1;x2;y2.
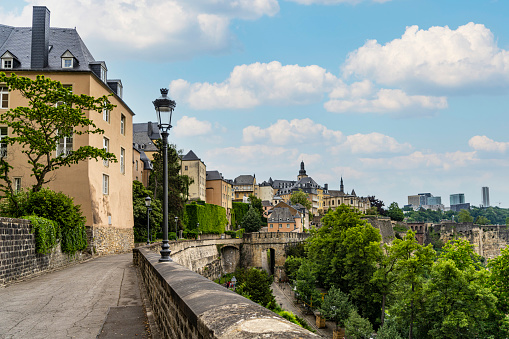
340;176;344;193
298;160;308;180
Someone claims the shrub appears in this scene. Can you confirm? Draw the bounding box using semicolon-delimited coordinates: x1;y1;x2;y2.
24;215;58;254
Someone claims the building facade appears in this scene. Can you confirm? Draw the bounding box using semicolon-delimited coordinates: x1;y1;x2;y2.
0;6;135;254
206;170;233;226
181;150;206;201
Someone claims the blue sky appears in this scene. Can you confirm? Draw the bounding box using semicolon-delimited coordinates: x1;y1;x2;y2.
2;0;509;210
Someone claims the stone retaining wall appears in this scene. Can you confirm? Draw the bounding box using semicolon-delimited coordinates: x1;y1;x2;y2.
0;218;90;286
89;225;134;255
133;247;319;339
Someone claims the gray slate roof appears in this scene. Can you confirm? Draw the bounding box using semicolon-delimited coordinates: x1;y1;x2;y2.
234;175;254;185
268;207;296;223
206;170;223;181
133;122;160;140
182;150;200;161
0;24;95;71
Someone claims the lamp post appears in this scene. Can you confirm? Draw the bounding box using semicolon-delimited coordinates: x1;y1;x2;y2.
153;88;176;262
175;216;178;242
145;196;152;245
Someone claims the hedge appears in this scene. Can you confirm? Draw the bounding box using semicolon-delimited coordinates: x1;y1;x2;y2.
185;202;227;234
24;215;58;254
232;202;249;228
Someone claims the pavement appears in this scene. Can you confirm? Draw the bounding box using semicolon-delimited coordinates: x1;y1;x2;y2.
0;253;154;339
271;281;336;338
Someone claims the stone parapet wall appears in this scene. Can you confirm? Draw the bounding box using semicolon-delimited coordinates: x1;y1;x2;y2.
90;225;134;255
0;217;90;286
363;216;395;244
133;248;319;339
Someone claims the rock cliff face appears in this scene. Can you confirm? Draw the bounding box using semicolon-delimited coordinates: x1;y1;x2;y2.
425;223;509;259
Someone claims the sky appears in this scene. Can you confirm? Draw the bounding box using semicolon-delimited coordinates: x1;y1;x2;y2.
2;0;509;210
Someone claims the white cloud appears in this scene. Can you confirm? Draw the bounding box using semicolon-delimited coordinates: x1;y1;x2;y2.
243;118;343;145
206;145;297;163
338;132;412;154
469;135;509;152
1;0;279;60
287;0;391;4
325;88;447;115
343;23;509;92
360;151;478;170
170;61;340;109
173;116;212;137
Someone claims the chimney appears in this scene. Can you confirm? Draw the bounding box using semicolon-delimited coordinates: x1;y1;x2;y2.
324;183;328;191
147;121;153;137
31;6;50;69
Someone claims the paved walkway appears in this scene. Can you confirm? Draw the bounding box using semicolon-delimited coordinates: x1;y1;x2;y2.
271;281;335;338
0;253;150;339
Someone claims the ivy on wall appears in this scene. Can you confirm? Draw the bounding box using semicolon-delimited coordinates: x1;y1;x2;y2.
185;202;228;234
232;202;249;228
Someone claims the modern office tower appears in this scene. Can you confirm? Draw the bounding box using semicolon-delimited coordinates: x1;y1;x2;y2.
482;187;490;207
450;193;465;206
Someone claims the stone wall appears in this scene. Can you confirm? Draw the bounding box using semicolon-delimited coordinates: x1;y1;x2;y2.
426;223;509;259
89;225;134;255
363;216;395;244
0;217;90;286
133;247;319;339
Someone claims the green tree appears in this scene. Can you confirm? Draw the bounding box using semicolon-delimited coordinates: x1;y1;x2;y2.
290;189;312;212
487;246;509;336
148;140;189;224
387;202;405;222
307;204;382;323
319;286;354;329
132;181;163;243
457;209;474;223
368;196;386;216
284;255;305;281
295;260;321;308
377;321;403;339
475;215;490;225
439;239;483;271
236;268;276;308
345;310;373;339
0;73;116;193
248;193;263;213
241;205;262;232
506;217;509;225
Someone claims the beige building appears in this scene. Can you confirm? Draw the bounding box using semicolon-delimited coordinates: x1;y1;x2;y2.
0;6;135;254
323;177;371;213
205;170;233;227
232;174;258;202
181;150;206;201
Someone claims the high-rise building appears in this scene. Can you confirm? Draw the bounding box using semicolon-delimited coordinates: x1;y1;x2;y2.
450;193;465;206
482;187;490;208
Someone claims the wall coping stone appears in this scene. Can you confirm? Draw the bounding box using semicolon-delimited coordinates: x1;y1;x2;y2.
134;247;319;338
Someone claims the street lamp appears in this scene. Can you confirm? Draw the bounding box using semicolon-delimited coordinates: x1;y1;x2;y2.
145;196;152;245
153;88;176;262
175;216;178;242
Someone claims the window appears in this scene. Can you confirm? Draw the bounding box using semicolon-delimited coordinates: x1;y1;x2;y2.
287;224;290;228
14;178;21;192
102;174;109;195
184;166;188;170
100;66;107;82
270;224;273;228
103;137;109;167
135;160;138;171
120;114;125;135
62;58;73;68
120;147;125;174
0;127;7;157
103;104;110;123
279;224;282;228
0;87;8;109
2;59;12;69
56;130;73;157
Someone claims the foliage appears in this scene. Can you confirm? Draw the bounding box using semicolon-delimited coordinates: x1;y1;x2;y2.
403;206;509;224
457;209;474;223
368;196;386;216
0;73;116;193
295;259;321;308
248;194;264;218
241;205;262;232
286;242;305;258
24;215;58;254
232;202;249;228
148;140;189;223
185;202;227;234
274;309;315;332
0;188;87;253
387;202;404;222
132;181;163;242
308;204;382;323
392;225;408;233
439;239;483;270
488;246;509;336
319;286;354;328
376;320;403;339
290;189;312;212
284;255;305;281
475;215;490;225
235;268;276;309
344;310;373;339
364;206;378;215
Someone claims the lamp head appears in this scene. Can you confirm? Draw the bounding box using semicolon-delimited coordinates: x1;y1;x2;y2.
145;196;152;207
153;88;176;132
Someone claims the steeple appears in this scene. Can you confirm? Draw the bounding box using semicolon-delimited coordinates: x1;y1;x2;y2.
298;160;308;180
340;176;344;193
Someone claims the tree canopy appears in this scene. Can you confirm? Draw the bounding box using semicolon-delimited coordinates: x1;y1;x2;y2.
0;73;116;193
241;205;262;232
290;189;312;212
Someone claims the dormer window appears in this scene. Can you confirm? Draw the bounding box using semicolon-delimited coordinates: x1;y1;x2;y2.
1;51;18;70
61;50;78;69
100;66;107;82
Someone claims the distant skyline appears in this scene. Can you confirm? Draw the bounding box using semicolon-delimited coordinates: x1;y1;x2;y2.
2;0;508;208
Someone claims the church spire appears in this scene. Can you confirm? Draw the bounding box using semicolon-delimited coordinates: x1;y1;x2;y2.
298;160;308;180
340;176;344;193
